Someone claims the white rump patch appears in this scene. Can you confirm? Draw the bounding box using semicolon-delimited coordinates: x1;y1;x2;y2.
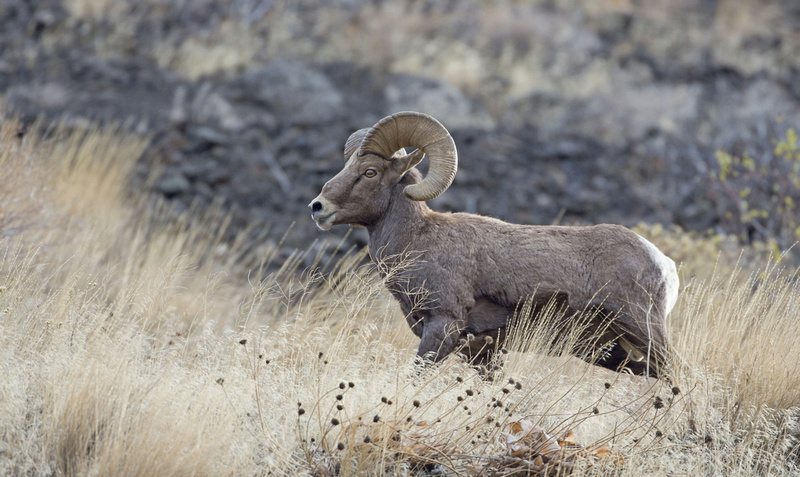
636;234;679;315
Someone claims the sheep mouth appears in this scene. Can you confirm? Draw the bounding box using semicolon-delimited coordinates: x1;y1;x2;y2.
312;212;337;230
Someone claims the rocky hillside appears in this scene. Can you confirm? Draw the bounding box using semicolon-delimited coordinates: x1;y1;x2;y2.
2;0;799;261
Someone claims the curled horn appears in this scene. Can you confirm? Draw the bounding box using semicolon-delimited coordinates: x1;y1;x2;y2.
343;128;369;161
359;111;457;201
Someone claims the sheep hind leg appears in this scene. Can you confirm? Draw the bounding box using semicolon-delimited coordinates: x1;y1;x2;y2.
457;328;507;379
568;310;660;378
600;320;674;379
594;340;655;377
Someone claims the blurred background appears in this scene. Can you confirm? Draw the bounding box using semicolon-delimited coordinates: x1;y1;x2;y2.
2;0;799;263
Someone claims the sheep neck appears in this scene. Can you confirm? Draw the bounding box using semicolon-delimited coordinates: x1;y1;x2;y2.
367;186;431;263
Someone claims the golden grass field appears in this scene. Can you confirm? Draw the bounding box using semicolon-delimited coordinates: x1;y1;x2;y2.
1;119;799;475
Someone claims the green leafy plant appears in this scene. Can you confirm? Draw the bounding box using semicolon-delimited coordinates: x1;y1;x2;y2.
709;127;800;255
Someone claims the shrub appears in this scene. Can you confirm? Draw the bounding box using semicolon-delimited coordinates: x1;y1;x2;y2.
708;127;800;254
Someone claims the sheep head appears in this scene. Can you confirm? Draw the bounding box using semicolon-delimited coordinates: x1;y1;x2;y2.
309;111;457;230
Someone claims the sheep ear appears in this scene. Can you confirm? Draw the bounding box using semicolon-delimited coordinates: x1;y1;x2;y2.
391;148;425;175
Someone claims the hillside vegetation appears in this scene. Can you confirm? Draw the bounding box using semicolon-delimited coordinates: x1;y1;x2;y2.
3;0;799;262
1;118;799;474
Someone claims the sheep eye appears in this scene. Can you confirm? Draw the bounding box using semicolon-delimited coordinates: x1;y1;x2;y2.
364;169;377;178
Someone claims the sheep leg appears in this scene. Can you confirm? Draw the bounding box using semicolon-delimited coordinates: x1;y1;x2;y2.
589;317;672;378
405;312;424;338
457;328;506;364
417;313;463;362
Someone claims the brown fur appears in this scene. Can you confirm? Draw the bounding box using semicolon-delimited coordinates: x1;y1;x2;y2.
311;153;678;377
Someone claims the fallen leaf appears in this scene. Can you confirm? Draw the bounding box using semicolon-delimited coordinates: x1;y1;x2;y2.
558;429;580;447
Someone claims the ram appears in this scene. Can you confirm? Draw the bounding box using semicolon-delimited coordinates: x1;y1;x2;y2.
309;112;679;377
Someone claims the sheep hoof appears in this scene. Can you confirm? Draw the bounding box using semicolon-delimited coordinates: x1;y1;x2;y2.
619;337;646;362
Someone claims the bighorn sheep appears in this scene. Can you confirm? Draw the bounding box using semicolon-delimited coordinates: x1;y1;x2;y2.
309;112;679;377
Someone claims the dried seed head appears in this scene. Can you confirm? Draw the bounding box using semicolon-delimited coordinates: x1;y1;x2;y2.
336;404;344;411
466;389;474;397
381;397;388;403
413;400;420;407
655;430;663;438
239;339;247;345
456;376;464;383
502;388;510;394
298;408;306;416
265;359;270;365
508;378;515;384
593;407;599;415
331;418;340;426
457;396;464;402
336;394;343;401
339;382;346;389
337;442;345;451
318;352;324;359
672;386;681;395
364;436;371;443
604;382;611;389
515;382;522;390
216;378;224;385
373;415;380;423
654;400;664;409
348;382;355;388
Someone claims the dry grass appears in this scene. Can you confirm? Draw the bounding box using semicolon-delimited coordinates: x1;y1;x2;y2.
1;118;799;475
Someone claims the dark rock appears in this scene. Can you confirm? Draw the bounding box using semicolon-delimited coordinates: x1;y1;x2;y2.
186;126;232;147
156;173;191;197
2;0;799;266
384;74;495;130
231;60;344;126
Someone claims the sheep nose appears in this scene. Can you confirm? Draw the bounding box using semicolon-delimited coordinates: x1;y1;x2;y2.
309;200;322;213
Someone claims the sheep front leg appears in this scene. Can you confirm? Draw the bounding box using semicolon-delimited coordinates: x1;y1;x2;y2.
405;312;424;338
417;313;463;362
